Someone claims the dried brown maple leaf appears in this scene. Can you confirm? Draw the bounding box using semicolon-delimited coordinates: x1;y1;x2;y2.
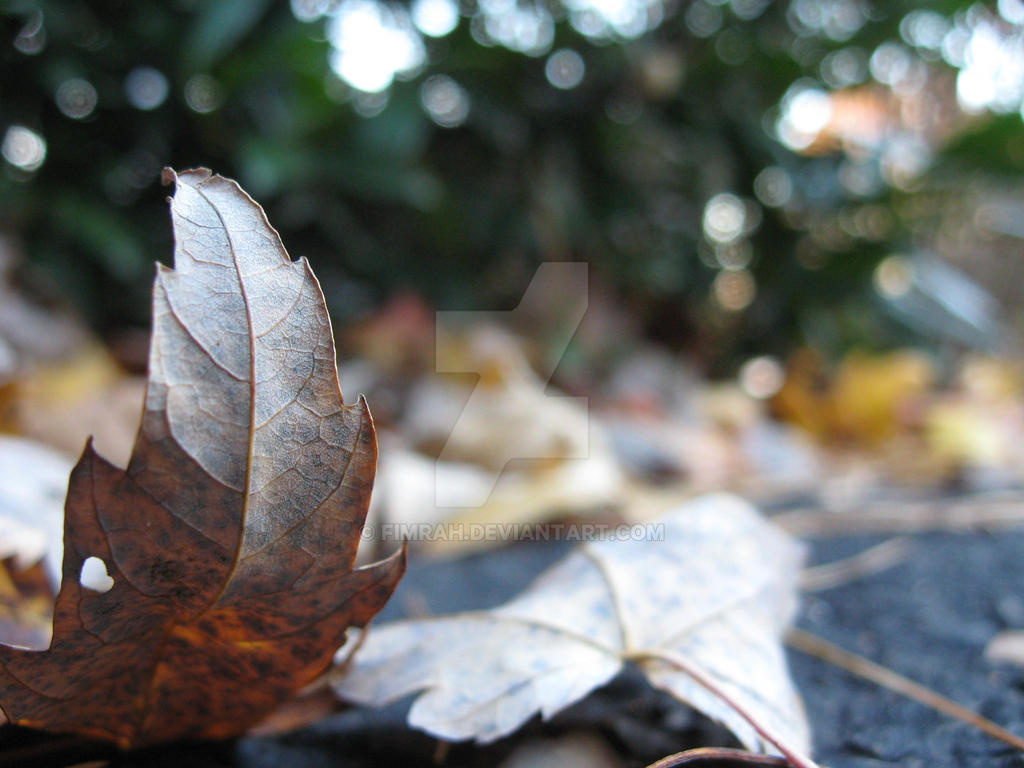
0;168;404;748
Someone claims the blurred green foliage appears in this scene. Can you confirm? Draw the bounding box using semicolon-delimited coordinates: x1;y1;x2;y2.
1;0;1022;371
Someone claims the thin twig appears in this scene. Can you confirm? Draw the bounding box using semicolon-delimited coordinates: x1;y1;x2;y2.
432;738;451;764
798;538;912;592
786;627;1024;752
628;648;822;768
646;747;792;767
774;494;1024;538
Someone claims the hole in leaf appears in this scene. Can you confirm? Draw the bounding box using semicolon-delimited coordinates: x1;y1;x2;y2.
79;556;114;593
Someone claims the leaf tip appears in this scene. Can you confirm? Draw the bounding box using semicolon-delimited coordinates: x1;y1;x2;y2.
77;434;100;464
162;166;215;191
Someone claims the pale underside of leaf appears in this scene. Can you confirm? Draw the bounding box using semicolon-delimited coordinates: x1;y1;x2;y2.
335;494;811;759
154;169;366;570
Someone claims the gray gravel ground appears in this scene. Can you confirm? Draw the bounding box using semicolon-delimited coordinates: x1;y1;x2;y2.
7;525;1024;767
235;528;1024;768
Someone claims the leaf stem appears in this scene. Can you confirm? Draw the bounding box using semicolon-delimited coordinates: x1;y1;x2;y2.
646;746;792;767
627;648;822;768
582;546;635;651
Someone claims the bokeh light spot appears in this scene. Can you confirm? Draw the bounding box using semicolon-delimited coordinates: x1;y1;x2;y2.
789;0;867;42
776;84;832;151
713;269;756;311
732;0;769;22
413;0;460;37
999;0;1024;25
477;0;554;55
820;46;867;89
545;48;586;89
900;10;948;50
874;255;914;299
685;1;722;38
2;126;47;172
739;356;784;399
56;78;98;119
703;193;746;243
869;41;911;86
563;0;663;41
184;75;224;114
292;0;332;22
420;75;470;127
14;11;46;55
328;0;425;93
353;90;390;117
753;167;793;208
714;240;753;271
125;67;169;110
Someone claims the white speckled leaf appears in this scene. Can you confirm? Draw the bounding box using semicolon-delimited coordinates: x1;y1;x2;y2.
333;494;813;762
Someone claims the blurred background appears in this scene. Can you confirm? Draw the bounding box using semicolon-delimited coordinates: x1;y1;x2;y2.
3;0;1024;556
2;0;1023;354
3;4;1024;758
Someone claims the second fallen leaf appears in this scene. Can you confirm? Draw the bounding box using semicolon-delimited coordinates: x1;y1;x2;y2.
333;494;813;764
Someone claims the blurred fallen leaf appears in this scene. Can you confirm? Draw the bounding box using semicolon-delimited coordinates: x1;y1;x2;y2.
435;440;624;555
384;325;625;545
334;494;816;767
370;442;495;521
701;384;762;434
770;349;832;440
827;349;935;444
407;326;593;472
498;732;622;768
0;558;53;651
925;400;1005;470
922;368;1024;483
773;349;934;446
0;345;144;467
366;440;624;556
984;630;1024;668
0;434;72;586
344;292;434;377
